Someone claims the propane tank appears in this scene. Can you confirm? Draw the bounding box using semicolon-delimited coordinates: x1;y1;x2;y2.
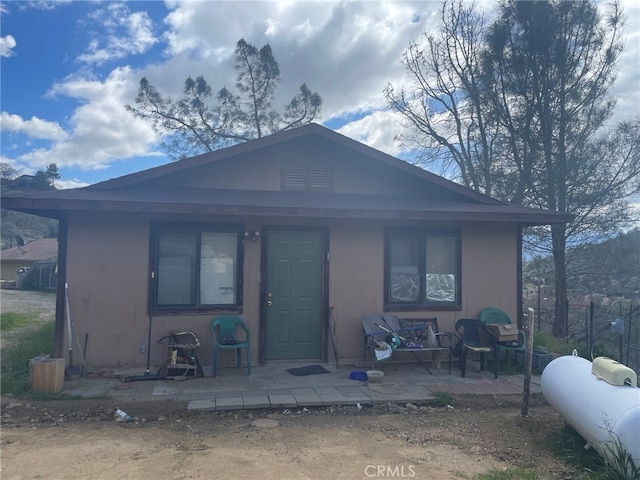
541;352;640;475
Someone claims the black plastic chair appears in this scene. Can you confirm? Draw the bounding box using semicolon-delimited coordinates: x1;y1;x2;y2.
455;318;496;378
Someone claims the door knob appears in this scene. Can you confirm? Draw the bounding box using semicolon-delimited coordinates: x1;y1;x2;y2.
267;300;273;307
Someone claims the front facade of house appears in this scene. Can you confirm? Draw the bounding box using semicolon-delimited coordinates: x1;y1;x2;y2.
1;124;571;372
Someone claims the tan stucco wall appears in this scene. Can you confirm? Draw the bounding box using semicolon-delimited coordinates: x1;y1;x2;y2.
66;211;263;370
65;212;519;371
328;220;519;363
66;212;151;367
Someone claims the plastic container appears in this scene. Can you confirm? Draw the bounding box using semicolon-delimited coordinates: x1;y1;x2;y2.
366;370;384;383
348;370;367;382
114;408;133;422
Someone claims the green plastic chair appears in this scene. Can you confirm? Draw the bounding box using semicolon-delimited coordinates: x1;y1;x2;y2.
209;316;251;377
479;307;526;376
479;307;512;326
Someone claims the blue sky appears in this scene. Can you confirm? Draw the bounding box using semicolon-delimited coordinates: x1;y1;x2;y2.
1;0;639;189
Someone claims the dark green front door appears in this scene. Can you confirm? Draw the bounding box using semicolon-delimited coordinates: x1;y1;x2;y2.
264;231;324;360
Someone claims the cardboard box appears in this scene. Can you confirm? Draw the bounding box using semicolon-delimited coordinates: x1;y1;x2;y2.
486;324;519;343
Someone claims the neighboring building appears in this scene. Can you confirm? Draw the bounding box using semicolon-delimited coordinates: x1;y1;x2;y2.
0;238;58;286
0;124;571;371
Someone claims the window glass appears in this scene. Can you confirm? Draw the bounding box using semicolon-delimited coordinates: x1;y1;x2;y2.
157;232;196;305
389;235;421;302
386;230;460;308
425;236;456;302
152;225;242;311
200;232;237;305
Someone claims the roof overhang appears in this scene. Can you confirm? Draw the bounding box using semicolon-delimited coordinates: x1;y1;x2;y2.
0;125;574;227
1;187;574;226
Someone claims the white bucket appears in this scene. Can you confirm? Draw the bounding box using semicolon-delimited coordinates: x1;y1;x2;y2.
366;370;384;383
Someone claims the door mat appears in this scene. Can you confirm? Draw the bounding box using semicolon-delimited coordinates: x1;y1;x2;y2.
287;365;331;376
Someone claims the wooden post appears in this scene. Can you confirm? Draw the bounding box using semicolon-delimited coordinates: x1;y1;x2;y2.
54;213;68;359
521;307;535;417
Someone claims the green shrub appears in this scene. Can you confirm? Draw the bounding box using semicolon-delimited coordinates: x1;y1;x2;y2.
533;332;575;355
600;429;640;479
430;390;455;408
544;423;640;480
533;332;619;362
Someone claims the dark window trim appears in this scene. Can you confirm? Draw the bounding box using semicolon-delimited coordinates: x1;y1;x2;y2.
383;228;462;312
149;221;244;315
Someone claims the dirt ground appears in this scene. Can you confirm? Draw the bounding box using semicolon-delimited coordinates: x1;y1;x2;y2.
1;289;575;480
1;396;574;480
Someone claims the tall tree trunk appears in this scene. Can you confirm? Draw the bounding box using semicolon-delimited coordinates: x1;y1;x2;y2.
551;224;568;338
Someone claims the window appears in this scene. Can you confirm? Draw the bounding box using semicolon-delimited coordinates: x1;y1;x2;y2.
151;223;243;312
385;229;461;310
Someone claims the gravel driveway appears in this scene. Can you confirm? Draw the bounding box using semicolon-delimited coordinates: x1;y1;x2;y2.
0;289;56;320
1;289;56;352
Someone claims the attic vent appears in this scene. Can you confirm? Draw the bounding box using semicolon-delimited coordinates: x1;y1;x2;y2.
282;160;332;191
285;163;307;188
309;163;330;189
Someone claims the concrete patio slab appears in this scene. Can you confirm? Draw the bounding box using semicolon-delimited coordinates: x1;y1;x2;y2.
312;386;349;405
265;389;298;408
65;362;546;412
290;388;323;407
187;399;216;411
214;396;244;410
242;392;270;409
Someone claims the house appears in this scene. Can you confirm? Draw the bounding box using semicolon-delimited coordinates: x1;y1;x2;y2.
0;124;572;371
0;237;58;287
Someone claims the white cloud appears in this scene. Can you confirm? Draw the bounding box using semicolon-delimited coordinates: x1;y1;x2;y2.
0;112;68;141
56;178;90;190
336;110;405;156
0;155;28;176
609;0;640;125
149;1;440;124
77;3;158;66
0;35;16;57
24;1;73;10
12;0;431;177
3;0;638;185
10;66;161;171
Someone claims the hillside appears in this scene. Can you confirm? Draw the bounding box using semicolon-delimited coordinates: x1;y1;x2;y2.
524;228;640;302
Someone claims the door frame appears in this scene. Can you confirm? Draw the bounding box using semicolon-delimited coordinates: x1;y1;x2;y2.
258;226;330;364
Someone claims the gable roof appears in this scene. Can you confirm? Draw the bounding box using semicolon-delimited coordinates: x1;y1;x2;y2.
1;123;573;225
88;123;499;203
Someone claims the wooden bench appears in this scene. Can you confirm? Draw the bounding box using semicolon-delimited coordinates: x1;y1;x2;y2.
362;314;454;374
